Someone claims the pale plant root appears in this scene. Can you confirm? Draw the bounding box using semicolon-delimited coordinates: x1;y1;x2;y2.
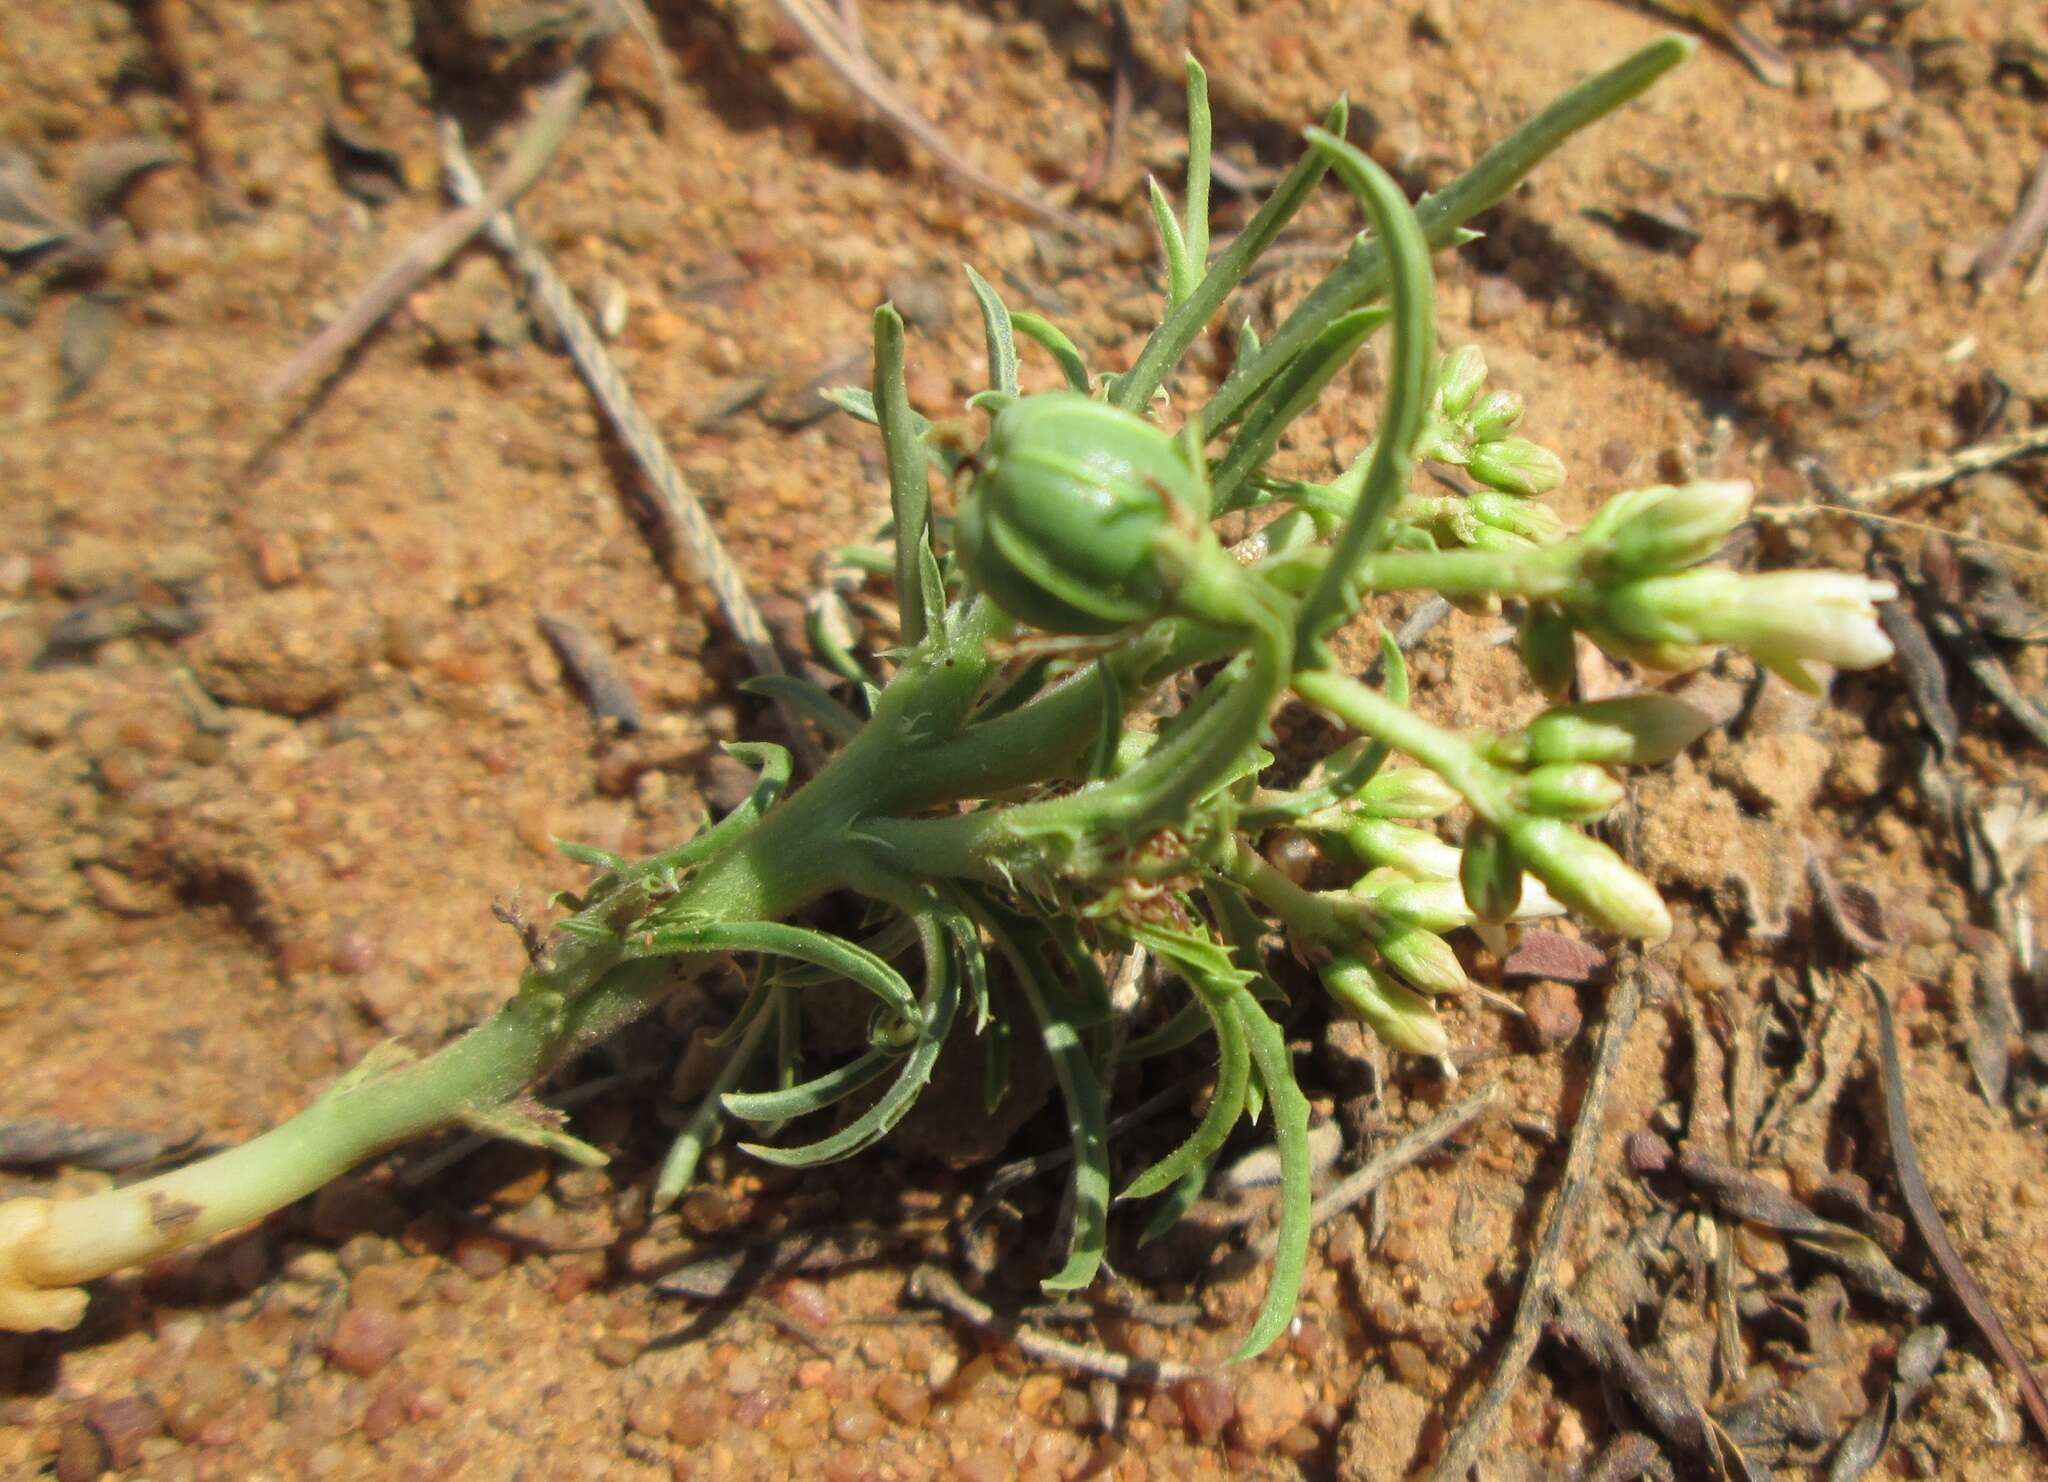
0;1199;89;1332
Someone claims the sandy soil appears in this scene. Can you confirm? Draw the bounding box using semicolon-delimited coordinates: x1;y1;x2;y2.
4;0;2048;1478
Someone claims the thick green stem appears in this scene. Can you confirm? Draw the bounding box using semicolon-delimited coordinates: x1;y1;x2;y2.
0;958;683;1327
1351;544;1573;601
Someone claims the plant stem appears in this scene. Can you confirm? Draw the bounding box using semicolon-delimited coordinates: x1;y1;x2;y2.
1290;670;1512;820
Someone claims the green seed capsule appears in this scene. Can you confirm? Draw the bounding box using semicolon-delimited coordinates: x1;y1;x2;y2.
955;391;1197;635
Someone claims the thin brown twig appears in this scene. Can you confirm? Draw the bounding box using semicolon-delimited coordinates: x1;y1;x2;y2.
766;0;1088;234
904;1264;1212;1385
1862;973;2048;1451
440;122;816;763
260;67;590;402
1971;147;2048;287
1761;427;2048;525
1251;1081;1502;1260
1429;967;1649;1482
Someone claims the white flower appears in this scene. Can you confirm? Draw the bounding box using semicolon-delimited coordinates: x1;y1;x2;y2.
1592;567;1896;691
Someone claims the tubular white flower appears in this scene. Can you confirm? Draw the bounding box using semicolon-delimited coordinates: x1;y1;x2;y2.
1590;567;1896;689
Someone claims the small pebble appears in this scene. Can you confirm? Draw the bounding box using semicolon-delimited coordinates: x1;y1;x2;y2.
875;1372;931;1427
328;1307;411;1376
86;1393;164;1469
594;1333;645;1368
1520;981;1584;1050
1232;1370;1310;1451
830;1399;885;1444
1174;1374;1235;1443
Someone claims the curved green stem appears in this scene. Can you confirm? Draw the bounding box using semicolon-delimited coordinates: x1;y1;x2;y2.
1293;132;1436;662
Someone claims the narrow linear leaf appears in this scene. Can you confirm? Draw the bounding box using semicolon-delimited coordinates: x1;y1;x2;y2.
740;916;961;1167
1111;95;1347;411
1149;176;1194;306
963;264;1019;398
1210;307;1391;513
1011;311;1090;392
874;304;935;645
1231;996;1312;1361
640;919;919;1029
723;1045;895;1122
742;674;864;744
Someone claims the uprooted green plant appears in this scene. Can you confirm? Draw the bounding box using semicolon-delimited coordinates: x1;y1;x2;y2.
0;34;1896;1356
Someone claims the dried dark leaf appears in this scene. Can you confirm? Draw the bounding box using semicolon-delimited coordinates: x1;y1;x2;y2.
759;350;867;429
0;147;77;258
1547;1296;1765;1481
538;612;641;732
323;115;408;206
1958;548;2048;643
1584;203;1703;254
1714;1383;1829;1459
1825;1325;1948;1482
1805;847;1898;957
1957;925;2019;1107
1866;975;2048;1447
57;292;121;401
70;136;181;227
0;1117;197;1172
1674;1144;1930;1313
1876;597;1957;759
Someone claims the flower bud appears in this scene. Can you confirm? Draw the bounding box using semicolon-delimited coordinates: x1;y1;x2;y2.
1460;822;1523;923
1522;695;1716;767
1471;490;1565;546
956;391;1191;635
1373;923;1468;996
1467;437;1565;498
1359;875;1474;932
1435;345;1489;421
1321;955;1451;1056
1357;767;1462;820
1595;568;1897;692
1503;815;1671;942
1519;602;1578;699
1343;818;1462;880
1593;480;1752;579
1517;762;1627;821
1466;389;1524;442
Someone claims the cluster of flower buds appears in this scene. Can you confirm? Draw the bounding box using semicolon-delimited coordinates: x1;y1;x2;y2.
1396;347;1570;560
1555;479;1898;692
1422;347;1567;499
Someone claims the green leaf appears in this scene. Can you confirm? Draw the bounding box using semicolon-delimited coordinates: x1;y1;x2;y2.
554;839;626;871
1182;55;1212;287
963;265;1020;398
1110;94;1347;412
1231;995;1312;1361
639;919;920;1030
723;1045;896;1122
1010;311;1090;392
741;674;864;745
874;304;936;646
1149;175;1194;307
974;895;1111;1294
738;914;962;1166
1137;1149;1218;1246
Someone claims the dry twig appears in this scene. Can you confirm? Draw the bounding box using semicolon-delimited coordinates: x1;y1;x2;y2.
905;1263;1212;1385
440;121;812;759
1251;1080;1502;1259
1971;147;2048;287
767;0;1086;233
260;67;590;402
1428;967;1649;1481
1864;974;2048;1450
